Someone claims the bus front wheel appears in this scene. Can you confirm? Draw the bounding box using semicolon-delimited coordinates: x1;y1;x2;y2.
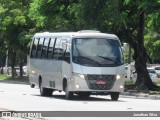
30;84;35;88
65;91;73;100
110;92;119;101
40;81;53;96
64;81;73;100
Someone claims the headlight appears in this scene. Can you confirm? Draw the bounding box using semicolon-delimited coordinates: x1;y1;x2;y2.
72;72;85;79
116;75;121;80
120;85;123;88
75;84;80;88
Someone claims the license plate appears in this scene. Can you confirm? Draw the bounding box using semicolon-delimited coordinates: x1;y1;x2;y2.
96;80;106;85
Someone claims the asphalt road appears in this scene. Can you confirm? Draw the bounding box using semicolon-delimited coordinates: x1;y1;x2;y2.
0;80;160;120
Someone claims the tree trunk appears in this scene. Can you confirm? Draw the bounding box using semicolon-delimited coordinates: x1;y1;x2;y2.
10;50;17;78
19;59;23;78
134;10;158;91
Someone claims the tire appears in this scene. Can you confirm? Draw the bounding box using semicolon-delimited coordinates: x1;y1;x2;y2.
40;81;53;96
110;92;119;101
78;92;90;99
65;91;73;100
64;81;73;100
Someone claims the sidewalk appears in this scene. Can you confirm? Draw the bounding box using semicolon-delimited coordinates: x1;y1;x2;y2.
121;92;160;100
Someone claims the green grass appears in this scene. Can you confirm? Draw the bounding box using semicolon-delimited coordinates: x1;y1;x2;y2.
0;74;29;82
0;74;11;80
156;78;160;86
125;79;160;86
124;80;134;85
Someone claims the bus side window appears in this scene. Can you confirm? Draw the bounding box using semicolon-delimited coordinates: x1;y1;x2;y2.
42;38;50;59
37;38;44;58
48;38;55;59
58;40;65;60
53;38;61;60
31;38;38;58
53;39;64;60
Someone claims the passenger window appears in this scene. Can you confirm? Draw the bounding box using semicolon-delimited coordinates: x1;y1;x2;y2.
31;38;39;58
48;38;55;59
42;38;50;59
37;38;44;58
53;39;64;60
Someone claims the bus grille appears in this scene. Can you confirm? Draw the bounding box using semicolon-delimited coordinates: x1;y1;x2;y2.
86;75;116;90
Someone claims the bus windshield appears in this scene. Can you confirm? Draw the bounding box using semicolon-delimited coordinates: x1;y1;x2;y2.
72;38;124;67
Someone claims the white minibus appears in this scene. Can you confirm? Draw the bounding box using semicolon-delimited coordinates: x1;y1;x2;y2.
29;30;125;100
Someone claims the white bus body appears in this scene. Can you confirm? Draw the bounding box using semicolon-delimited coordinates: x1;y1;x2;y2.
29;31;125;100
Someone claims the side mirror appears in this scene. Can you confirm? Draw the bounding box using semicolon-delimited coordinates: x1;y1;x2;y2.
132;71;136;74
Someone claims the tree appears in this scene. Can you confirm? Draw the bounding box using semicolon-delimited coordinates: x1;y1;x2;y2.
122;0;160;91
29;0;79;32
0;34;7;74
0;0;32;77
77;0;160;91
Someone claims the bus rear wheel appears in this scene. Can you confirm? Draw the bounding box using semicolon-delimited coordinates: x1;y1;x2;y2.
30;84;35;88
40;81;53;96
110;92;119;101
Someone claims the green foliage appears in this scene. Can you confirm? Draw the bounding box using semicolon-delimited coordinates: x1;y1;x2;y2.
124;80;134;85
0;1;28;29
28;0;46;28
157;79;160;86
29;0;79;31
144;1;160;63
77;0;124;32
0;0;33;77
123;47;134;63
145;35;160;62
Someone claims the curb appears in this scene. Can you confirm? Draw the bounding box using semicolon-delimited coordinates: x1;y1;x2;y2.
121;92;160;100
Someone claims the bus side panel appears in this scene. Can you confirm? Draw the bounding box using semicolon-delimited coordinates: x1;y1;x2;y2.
29;59;58;89
29;73;39;87
53;60;63;90
62;61;72;90
29;59;40;87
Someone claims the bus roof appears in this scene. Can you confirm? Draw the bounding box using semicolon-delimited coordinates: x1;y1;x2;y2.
33;31;119;40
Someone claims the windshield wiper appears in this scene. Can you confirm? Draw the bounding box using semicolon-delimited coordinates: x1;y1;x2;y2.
79;56;101;66
97;55;120;65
